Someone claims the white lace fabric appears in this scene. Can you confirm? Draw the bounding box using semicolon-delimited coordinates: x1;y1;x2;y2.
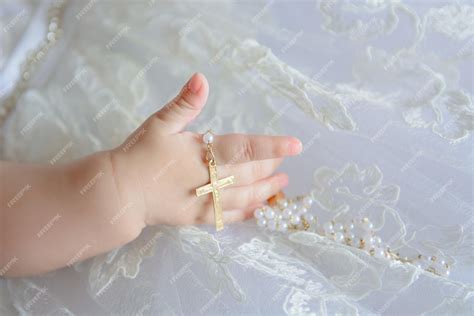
1;0;473;315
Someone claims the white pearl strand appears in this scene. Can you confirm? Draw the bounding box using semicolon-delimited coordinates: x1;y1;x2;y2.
254;194;451;277
0;0;68;128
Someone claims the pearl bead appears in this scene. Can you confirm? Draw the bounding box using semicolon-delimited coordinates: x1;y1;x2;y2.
203;132;214;144
374;248;385;258
303;196;313;206
47;32;56;42
290;203;298;211
434;261;449;274
415;257;429;269
298;207;308;215
303;214;315;222
267;220;277;231
345;223;354;230
334;232;344;243
49;22;58;31
278;200;288;208
334;223;344;231
345;233;355;240
257;218;267;227
282;208;292;219
368;237;376;246
374;236;382;245
323;222;333;235
290;216;301;225
278;222;289;232
264;208;275;219
362;219;374;230
254;208;264;219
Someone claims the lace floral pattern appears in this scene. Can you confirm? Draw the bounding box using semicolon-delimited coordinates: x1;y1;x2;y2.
1;0;473;315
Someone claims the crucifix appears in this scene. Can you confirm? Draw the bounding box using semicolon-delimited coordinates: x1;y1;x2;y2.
196;162;234;231
195;131;234;231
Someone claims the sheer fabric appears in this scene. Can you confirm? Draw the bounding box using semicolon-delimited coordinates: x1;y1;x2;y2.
1;0;473;314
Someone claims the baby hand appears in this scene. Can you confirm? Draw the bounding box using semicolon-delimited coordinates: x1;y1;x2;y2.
110;73;302;229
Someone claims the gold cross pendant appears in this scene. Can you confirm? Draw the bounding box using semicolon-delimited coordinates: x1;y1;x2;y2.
195;160;234;231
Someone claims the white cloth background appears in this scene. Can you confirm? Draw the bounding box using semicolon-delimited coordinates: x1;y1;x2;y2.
0;0;473;315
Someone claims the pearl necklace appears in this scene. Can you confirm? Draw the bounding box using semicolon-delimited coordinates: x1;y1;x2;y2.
0;0;68;130
254;194;451;278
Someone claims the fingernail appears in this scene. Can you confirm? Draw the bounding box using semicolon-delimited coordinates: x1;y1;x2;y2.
187;73;202;94
288;137;302;155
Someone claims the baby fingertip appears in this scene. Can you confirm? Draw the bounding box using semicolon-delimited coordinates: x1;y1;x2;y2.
288;137;303;155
